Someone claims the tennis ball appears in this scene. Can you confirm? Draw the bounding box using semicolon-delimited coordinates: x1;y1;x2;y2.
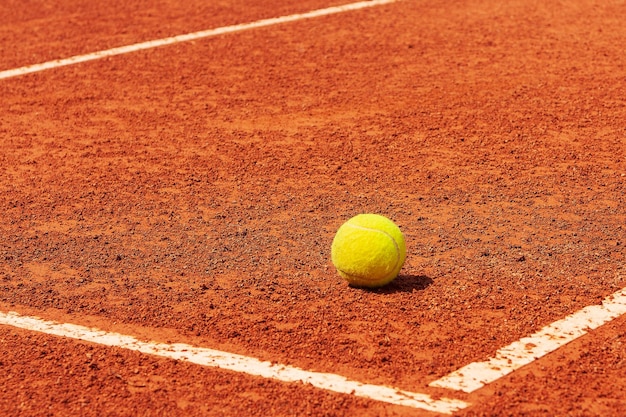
331;214;406;288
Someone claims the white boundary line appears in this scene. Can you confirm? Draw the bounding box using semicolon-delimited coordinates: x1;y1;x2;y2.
0;310;469;414
430;287;626;393
0;0;396;80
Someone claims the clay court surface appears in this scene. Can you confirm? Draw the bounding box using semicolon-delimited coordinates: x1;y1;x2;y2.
1;0;625;415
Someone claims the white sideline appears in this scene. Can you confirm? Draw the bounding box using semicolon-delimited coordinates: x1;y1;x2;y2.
430;287;626;393
0;311;469;414
0;0;396;80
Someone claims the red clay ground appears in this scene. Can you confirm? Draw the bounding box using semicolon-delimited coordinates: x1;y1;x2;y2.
1;0;625;415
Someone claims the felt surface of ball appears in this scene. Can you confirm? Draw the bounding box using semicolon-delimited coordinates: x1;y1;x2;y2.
331;214;406;288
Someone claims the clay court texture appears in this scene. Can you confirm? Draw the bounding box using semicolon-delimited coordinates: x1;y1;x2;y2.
1;0;625;415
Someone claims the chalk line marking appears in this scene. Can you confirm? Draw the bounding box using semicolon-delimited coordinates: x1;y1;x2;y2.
0;311;468;414
0;0;396;80
430;287;626;393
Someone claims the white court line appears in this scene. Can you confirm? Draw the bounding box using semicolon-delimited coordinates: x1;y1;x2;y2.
0;0;396;80
0;311;469;414
430;287;626;393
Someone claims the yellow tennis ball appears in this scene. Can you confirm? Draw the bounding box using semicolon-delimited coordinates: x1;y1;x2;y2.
331;214;406;288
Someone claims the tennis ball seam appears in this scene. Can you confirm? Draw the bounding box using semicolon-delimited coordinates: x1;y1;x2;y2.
335;223;401;282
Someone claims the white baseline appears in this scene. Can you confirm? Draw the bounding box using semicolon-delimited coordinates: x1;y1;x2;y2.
430;286;626;393
0;311;469;415
0;0;396;80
